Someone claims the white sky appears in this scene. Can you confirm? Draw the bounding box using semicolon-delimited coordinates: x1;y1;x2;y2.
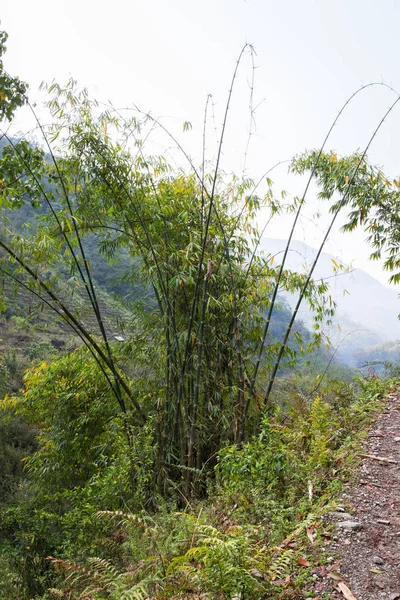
2;0;400;287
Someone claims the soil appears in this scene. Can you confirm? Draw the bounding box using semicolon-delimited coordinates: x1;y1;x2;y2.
322;391;400;599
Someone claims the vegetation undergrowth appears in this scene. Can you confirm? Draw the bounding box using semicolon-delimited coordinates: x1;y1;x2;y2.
0;368;392;599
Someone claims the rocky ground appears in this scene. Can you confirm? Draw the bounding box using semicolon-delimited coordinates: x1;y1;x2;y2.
322;390;400;599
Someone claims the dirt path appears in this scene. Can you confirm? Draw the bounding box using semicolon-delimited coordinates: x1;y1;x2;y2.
325;391;400;599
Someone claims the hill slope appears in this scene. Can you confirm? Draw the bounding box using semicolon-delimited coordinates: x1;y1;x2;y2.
259;238;400;366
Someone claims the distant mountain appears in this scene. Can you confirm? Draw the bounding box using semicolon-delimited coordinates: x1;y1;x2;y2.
258;239;400;366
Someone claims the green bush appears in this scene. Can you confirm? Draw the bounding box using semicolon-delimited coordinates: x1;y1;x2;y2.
25;341;57;361
0;362;10;398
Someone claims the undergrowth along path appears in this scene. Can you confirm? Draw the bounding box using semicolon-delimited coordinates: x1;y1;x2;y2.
327;389;400;599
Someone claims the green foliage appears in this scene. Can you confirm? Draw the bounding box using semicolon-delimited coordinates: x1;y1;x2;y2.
9;349;153;505
19;356;117;488
48;556;150;600
167;523;266;598
0;31;28;121
382;359;400;379
216;422;289;497
215;374;389;540
0;361;10;397
291;149;400;287
25;340;57;361
0;348;29;394
9;314;29;330
353;370;393;400
0;351;153;597
0;410;37;504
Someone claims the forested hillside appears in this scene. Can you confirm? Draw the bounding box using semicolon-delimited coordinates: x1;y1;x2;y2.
1;28;399;600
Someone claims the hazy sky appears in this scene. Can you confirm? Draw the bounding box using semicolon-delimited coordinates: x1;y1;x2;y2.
2;0;400;286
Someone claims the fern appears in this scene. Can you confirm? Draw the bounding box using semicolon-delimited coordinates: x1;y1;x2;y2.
266;547;295;581
166;523;267;597
47;556;151;599
118;581;149;600
96;510;146;528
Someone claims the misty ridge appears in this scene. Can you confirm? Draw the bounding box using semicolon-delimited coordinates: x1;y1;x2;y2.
261;238;400;367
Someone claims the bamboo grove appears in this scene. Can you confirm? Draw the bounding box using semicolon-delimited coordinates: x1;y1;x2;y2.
2;33;400;500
